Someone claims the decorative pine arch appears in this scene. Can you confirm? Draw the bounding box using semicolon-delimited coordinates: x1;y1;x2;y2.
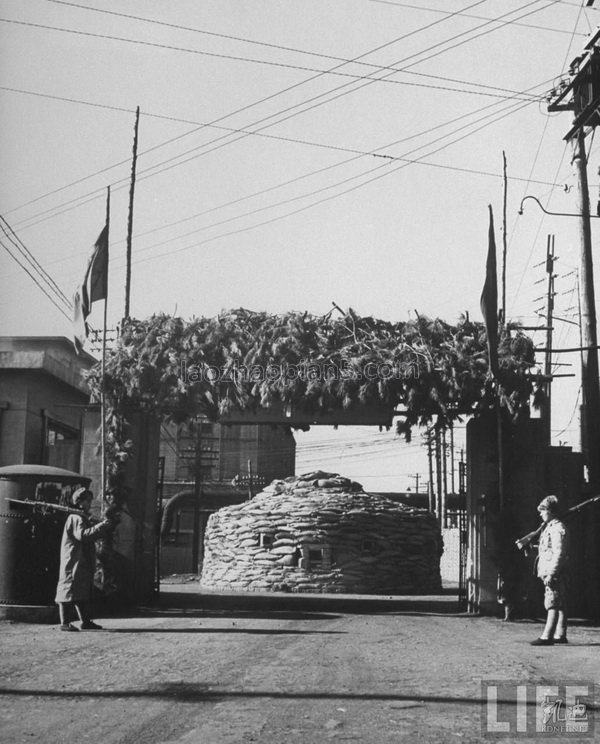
85;307;544;605
87;307;539;489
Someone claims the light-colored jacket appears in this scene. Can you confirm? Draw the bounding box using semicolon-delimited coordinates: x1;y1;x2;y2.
536;518;568;578
55;514;110;603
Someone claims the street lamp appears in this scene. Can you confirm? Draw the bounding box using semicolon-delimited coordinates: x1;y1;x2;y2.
518;194;600;218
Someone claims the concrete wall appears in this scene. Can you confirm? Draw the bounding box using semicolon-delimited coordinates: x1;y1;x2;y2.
121;411;161;603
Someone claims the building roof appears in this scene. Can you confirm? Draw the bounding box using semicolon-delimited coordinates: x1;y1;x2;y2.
0;336;97;395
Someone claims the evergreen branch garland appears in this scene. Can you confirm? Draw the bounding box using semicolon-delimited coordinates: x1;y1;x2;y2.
86;308;539;482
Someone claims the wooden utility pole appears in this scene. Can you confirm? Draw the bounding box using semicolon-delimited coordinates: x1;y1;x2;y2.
426;428;435;514
572;130;600;488
441;427;448;526
547;30;600;489
501;151;508;324
541;235;556;445
124;106;140;323
449;422;455;495
100;186;110;506
408;473;421;494
435;429;443;523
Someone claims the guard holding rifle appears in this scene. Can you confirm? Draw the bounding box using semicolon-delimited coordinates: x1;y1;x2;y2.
55;487;117;632
518;495;569;646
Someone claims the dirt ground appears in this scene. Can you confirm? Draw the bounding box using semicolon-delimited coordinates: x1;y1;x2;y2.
0;584;598;744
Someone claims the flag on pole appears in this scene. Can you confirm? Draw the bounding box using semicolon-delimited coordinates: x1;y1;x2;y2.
73;224;108;353
480;205;499;377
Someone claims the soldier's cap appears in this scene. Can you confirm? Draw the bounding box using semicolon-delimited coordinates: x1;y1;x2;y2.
72;487;93;506
537;495;559;514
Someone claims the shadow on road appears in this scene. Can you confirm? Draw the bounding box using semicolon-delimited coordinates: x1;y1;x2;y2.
105;628;346;635
2;683;596;710
137;609;344;621
144;590;466;617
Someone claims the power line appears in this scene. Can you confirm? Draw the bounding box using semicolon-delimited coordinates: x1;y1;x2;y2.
111;99;535;263
1;79;550;236
0;237;72;321
42;0;539;101
7;91;538;286
508;2;585;317
112;97;534;271
6;87;542;286
5;0;547;228
5;0;556;247
2;0;567;307
2;61;558;249
6;12;530;93
368;0;591;35
2;0;499;219
0;215;72;309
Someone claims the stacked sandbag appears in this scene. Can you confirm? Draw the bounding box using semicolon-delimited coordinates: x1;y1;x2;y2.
200;471;442;594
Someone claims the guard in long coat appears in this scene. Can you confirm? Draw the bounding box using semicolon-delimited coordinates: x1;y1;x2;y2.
55;487;112;631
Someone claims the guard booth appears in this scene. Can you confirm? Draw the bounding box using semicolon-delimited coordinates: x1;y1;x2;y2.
0;465;90;607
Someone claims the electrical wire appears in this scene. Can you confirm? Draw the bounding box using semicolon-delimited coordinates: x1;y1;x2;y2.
3;78;550;238
6;89;538;289
368;0;591;34
43;0;540;101
1;14;543;97
3;0;501;221
5;0;548;227
1;58;558;250
0;237;72;321
110;99;535;263
0;215;72;309
114;98;535;271
3;3;576;300
508;0;585;320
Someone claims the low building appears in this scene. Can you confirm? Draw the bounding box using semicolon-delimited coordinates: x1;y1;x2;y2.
0;337;96;470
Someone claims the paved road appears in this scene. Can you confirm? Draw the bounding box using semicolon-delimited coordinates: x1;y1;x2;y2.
0;588;598;743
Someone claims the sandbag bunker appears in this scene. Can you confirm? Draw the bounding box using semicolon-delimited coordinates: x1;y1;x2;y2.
201;472;443;594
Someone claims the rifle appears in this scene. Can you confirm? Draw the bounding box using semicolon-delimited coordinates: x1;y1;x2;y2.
6;497;85;516
515;494;600;554
7;497;121;526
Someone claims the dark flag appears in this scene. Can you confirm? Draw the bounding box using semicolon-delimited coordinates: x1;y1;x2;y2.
480;205;499;377
73;224;108;353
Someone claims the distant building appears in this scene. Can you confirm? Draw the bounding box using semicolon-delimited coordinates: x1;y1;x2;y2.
158;418;296;576
0;337;96;471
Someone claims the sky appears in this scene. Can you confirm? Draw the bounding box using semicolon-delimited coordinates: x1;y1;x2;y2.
1;0;598;491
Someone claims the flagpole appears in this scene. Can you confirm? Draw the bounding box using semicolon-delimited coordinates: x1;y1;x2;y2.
124;106;140;323
101;186;110;508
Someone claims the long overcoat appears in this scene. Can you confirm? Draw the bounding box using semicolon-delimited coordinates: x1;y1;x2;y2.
55;514;109;603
